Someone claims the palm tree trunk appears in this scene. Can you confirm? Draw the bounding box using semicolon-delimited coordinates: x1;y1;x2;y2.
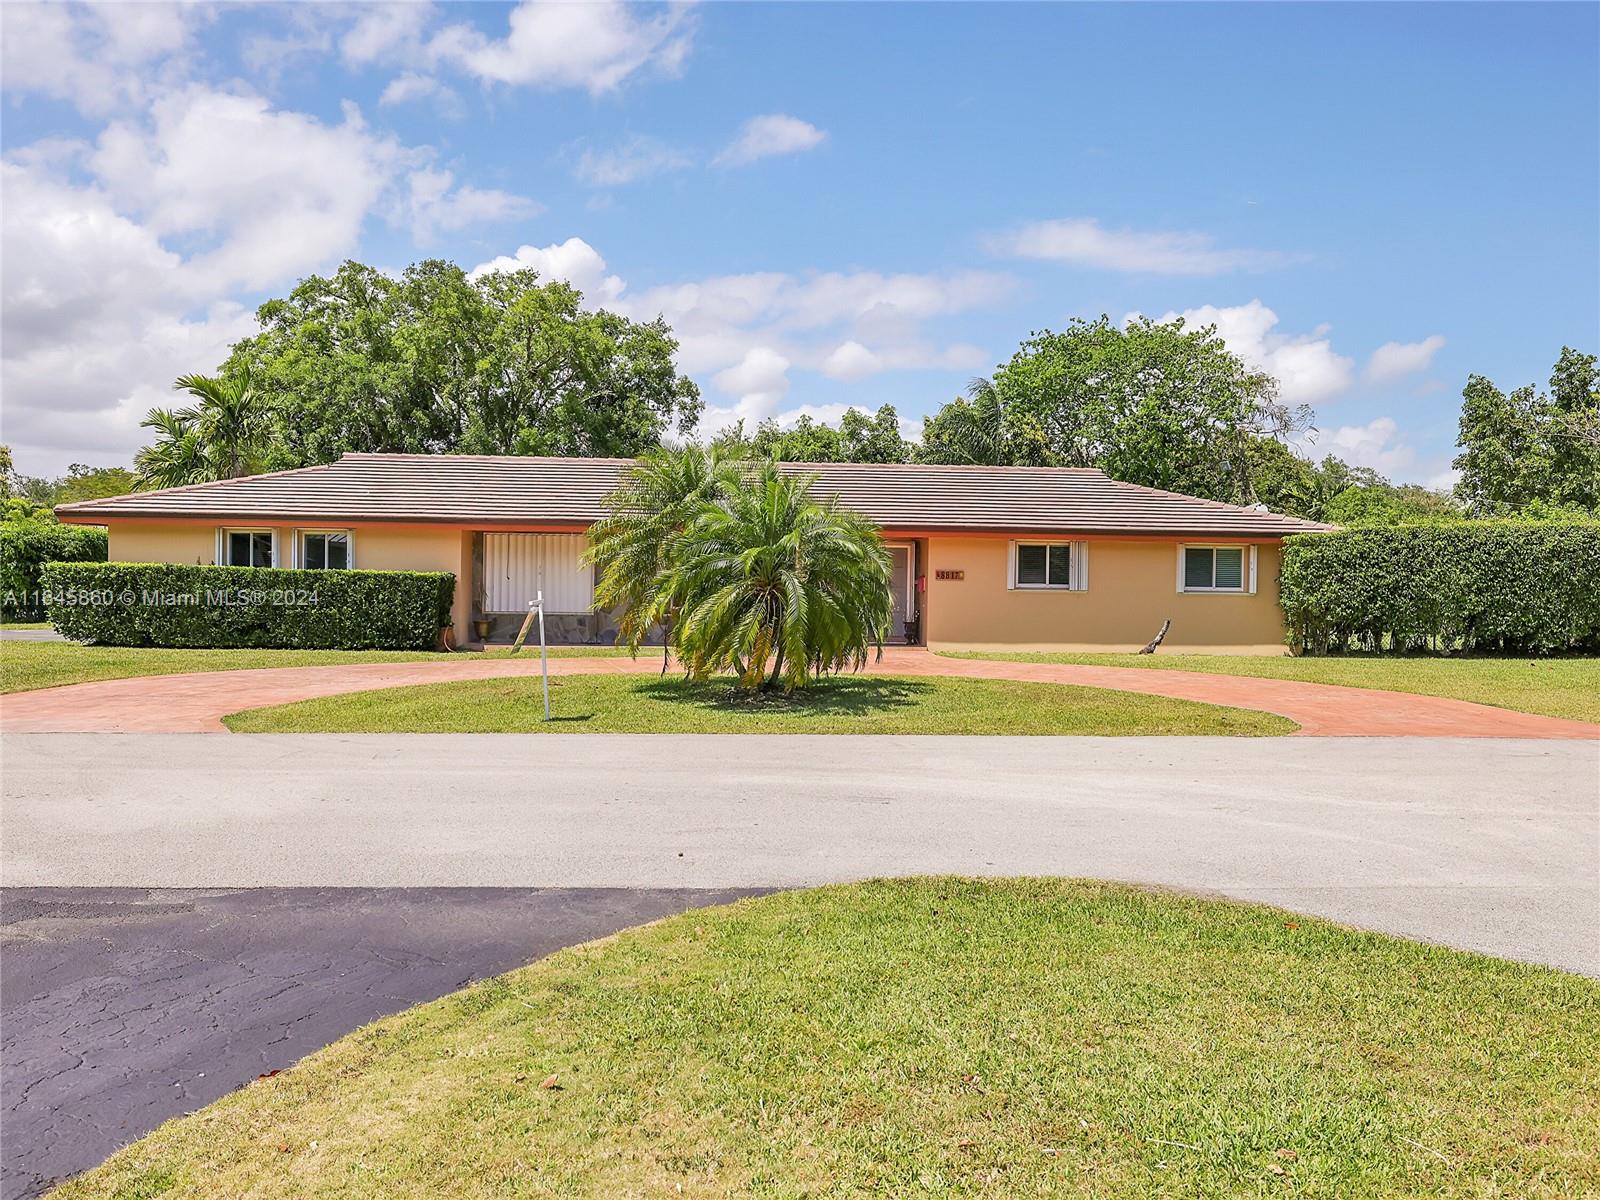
765;642;786;692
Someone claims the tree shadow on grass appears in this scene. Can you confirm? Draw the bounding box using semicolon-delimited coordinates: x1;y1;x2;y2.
633;675;935;717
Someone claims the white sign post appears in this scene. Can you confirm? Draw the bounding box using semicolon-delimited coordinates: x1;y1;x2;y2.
535;591;550;722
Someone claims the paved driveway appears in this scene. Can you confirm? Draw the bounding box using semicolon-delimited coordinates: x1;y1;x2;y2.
6;733;1595;974
0;886;762;1200
5;647;1596;736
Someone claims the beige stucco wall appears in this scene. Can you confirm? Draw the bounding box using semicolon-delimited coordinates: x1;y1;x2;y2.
922;536;1289;655
102;521;473;640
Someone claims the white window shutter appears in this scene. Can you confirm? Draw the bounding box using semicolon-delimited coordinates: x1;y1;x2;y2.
1248;545;1259;594
1006;541;1016;590
1074;541;1089;591
1175;544;1187;593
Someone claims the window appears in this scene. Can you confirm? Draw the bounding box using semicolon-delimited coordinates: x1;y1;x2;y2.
299;531;351;570
1180;545;1249;593
223;529;274;568
1010;541;1085;590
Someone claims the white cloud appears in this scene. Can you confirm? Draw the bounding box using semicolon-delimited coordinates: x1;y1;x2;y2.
822;341;882;382
342;3;435;67
468;238;627;305
1315;417;1417;477
574;135;692;186
1148;300;1355;406
429;0;694;93
713;114;827;167
0;2;203;116
3;83;536;475
467;242;1009;433
379;72;459;110
993;217;1294;275
1365;334;1446;383
403;168;536;240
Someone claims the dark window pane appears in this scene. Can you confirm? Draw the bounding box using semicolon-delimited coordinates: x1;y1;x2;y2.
326;534;349;570
1214;547;1244;589
1016;544;1047;585
1047;544;1071;586
228;532;250;566
1184;547;1213;589
303;535;327;570
250;533;273;567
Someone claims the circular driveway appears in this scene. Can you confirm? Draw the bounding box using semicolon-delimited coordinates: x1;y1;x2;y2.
4;647;1597;736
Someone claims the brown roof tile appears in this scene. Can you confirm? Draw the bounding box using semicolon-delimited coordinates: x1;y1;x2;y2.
56;452;1332;537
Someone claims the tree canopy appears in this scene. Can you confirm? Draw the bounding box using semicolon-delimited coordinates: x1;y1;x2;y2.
712;404;911;464
1453;347;1599;516
221;259;703;467
917;315;1306;503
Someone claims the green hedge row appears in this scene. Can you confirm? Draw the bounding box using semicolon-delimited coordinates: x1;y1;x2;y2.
1;521;108;619
41;562;455;649
1280;522;1600;654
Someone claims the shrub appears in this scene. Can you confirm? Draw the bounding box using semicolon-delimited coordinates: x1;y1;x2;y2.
1280;522;1600;654
40;561;454;649
1;521;108;619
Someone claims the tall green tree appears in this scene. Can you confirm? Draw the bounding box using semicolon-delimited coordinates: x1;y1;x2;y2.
218;259;701;468
713;404;911;464
916;316;1305;503
1454;347;1599;515
586;445;743;671
663;462;892;691
134;372;266;489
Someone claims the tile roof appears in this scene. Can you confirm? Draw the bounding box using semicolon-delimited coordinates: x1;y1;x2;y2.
56;452;1332;537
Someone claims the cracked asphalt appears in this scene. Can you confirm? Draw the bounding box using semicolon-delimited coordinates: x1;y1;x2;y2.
0;886;765;1200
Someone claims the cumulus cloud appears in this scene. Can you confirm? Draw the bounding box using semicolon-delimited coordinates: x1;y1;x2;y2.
3;82;536;474
1147;299;1355;406
714;114;827;167
468;239;1010;435
1365;334;1446;383
379;72;459;110
992;217;1295;275
0;2;203;116
469;237;627;304
429;0;694;93
1315;417;1417;477
574;135;692;186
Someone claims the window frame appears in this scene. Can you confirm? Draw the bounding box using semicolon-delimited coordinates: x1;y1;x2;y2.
295;528;355;571
1008;540;1088;592
218;527;277;569
1176;543;1257;594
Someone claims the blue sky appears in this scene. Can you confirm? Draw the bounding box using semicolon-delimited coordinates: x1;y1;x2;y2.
3;2;1596;483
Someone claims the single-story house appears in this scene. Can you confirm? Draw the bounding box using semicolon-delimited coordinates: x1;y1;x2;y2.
56;453;1330;654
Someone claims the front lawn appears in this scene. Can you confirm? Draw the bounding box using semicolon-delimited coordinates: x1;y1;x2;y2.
55;879;1599;1199
0;640;628;695
944;651;1600;724
222;672;1294;735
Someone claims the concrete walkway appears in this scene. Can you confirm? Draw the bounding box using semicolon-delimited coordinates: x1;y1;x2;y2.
5;733;1596;975
3;647;1596;737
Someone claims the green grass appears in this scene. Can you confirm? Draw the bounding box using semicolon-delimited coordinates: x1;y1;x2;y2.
0;620;51;630
943;651;1600;724
52;879;1599;1200
0;640;628;695
222;671;1294;735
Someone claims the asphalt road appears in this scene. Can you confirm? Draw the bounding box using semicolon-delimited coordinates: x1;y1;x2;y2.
0;886;763;1200
4;733;1596;973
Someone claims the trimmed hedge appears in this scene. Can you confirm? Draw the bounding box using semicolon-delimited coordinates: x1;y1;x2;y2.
1;521;108;620
1280;522;1600;655
40;562;455;649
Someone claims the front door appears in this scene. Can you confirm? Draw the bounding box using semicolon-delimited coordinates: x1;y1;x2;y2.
887;544;914;643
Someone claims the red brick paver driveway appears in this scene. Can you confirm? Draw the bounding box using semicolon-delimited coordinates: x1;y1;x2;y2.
2;648;1595;737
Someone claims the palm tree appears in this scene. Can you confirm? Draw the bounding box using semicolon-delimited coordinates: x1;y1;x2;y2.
586;445;743;671
133;372;266;490
664;462;892;692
